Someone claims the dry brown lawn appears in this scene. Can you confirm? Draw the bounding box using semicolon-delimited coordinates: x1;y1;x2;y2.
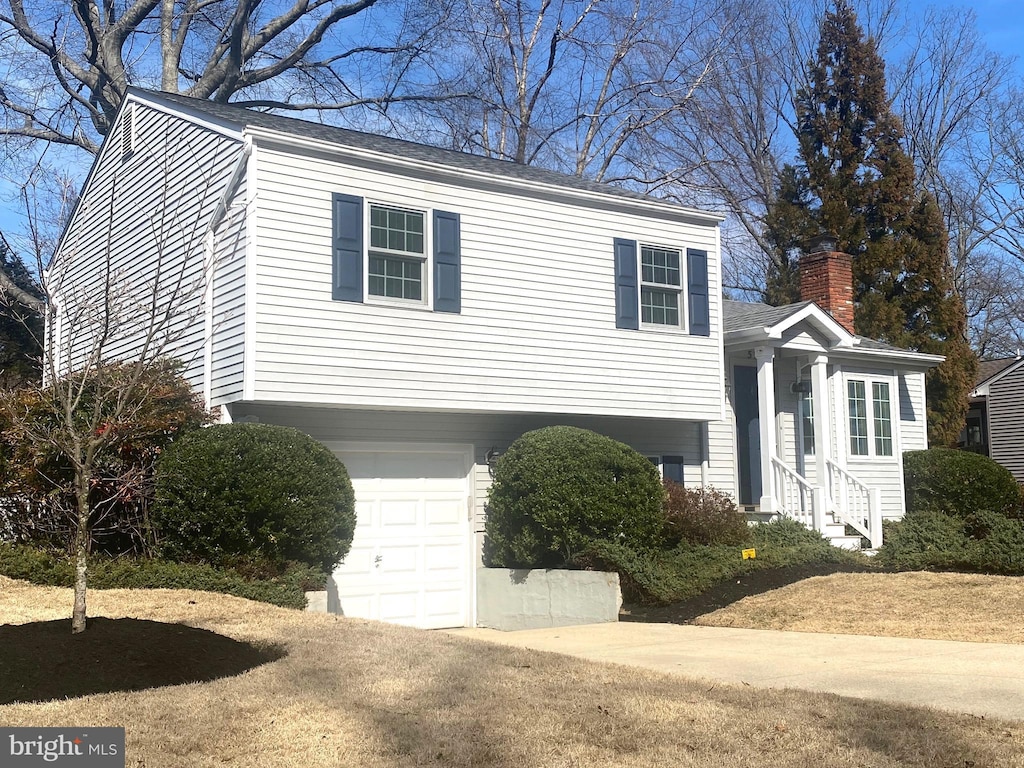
697;571;1024;643
2;575;1023;767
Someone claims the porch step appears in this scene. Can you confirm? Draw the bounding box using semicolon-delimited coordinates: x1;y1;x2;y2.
828;534;867;551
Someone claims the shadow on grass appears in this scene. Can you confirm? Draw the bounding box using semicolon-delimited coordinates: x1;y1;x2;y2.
0;617;285;705
622;561;879;623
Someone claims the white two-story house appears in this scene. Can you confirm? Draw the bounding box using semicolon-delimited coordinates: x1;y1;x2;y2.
48;89;941;629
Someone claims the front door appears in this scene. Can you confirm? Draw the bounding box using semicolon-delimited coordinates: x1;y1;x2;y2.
734;365;761;506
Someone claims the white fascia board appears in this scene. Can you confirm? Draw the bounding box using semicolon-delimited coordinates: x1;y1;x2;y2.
129;88;245;141
243;126;725;226
833;346;945;368
764;303;855;347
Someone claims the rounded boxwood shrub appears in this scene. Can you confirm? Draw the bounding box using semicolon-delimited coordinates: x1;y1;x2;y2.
904;448;1023;519
483;426;664;568
153;424;356;571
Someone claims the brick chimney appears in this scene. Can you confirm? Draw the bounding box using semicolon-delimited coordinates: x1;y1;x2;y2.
799;235;855;334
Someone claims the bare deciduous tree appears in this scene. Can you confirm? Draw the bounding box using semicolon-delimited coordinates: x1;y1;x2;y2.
0;0;453;155
0;138;233;632
423;0;738;184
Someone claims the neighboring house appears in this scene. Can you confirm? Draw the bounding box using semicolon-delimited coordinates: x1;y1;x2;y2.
962;356;1024;482
48;89;941;629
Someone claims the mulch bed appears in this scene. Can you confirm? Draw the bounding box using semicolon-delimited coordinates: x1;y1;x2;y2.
0;617;284;705
621;561;878;624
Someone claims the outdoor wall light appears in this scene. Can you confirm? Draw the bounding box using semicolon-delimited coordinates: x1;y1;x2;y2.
485;447;502;477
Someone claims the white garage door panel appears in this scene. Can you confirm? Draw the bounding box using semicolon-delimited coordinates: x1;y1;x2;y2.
329;446;472;630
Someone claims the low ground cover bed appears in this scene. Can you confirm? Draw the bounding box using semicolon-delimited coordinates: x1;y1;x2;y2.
1;576;1022;767
0;544;321;609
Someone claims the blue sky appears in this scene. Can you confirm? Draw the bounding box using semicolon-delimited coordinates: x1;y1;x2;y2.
2;1;1023;252
957;0;1024;58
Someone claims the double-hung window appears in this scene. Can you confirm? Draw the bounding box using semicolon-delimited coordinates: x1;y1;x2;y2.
613;238;710;334
368;205;426;302
640;246;682;326
848;379;893;457
333;193;461;313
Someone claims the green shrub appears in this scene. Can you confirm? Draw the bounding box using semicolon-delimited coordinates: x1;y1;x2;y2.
877;508;1024;575
0;544;321;609
904;448;1024;519
749;517;833;548
662;482;749;547
575;540;684;604
483;426;665;568
153;424;356;571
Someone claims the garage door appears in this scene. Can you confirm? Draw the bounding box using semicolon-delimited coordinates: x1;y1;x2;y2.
327;444;473;629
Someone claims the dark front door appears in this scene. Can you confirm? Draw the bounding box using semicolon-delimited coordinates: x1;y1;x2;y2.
734;365;761;506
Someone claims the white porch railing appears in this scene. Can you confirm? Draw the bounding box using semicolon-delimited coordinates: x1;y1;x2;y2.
771;457;818;532
826;459;883;549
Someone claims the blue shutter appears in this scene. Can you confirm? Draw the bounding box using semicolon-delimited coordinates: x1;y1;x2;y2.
332;193;363;302
614;238;639;329
687;248;710;336
433;210;461;313
663;456;684;484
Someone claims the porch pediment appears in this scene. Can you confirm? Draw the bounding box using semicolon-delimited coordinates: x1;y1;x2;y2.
723;300;855;351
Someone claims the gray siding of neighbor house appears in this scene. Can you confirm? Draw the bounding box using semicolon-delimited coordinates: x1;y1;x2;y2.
988;366;1024;483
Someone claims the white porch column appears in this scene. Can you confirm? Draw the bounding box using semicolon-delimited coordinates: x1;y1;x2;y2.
755;346;777;513
810;355;832;484
810;354;831;531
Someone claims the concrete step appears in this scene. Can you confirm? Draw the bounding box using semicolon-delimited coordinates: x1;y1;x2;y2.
828;534;866;551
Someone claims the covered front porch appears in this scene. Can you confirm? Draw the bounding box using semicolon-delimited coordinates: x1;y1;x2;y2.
731;343;883;550
722;299;934;550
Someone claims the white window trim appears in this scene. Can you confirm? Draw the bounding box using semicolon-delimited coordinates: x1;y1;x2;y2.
845;374;896;459
364;201;431;309
639;242;687;332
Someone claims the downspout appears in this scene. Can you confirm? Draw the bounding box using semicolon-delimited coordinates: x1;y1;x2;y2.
203;139;252;409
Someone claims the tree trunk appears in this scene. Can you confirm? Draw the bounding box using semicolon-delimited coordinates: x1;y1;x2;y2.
71;471;91;634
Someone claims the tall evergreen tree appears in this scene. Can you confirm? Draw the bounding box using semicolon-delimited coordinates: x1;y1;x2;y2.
762;0;975;447
0;234;43;387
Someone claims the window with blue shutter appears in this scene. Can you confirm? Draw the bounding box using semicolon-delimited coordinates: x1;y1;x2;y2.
433;210;461;313
614;238;639;329
332;193;363;302
687;248;710;336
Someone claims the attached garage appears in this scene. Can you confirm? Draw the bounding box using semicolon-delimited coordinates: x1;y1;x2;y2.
325;443;475;629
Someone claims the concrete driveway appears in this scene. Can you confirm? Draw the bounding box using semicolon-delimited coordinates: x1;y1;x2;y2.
447;622;1024;721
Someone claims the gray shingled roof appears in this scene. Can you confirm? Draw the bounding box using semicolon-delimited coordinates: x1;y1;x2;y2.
137;88;702;210
975;357;1023;387
722;299;814;332
723;299;919;354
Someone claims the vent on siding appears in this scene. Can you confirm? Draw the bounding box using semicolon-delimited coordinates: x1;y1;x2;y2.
121;104;135;159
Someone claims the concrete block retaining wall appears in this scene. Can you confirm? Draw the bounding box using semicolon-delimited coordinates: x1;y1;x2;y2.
476;568;621;631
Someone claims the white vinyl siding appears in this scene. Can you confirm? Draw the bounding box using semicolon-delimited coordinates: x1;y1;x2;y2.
251;141;722;420
209;172;248;404
50;102;244;395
